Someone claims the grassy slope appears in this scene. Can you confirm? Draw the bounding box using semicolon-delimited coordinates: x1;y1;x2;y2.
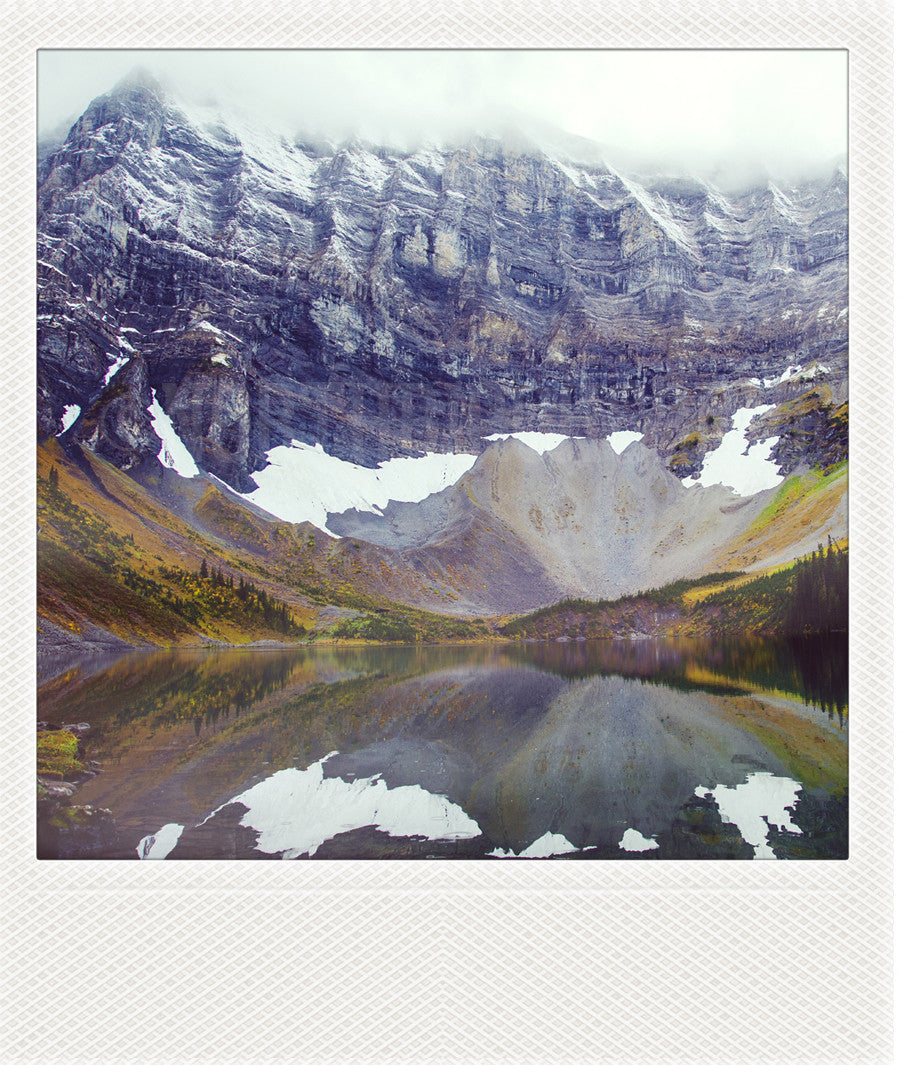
38;440;848;648
713;461;847;571
37;441;493;647
500;542;848;640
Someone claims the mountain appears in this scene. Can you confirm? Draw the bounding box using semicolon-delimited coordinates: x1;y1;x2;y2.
36;72;848;644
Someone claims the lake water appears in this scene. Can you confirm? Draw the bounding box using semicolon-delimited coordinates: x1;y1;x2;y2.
37;635;847;860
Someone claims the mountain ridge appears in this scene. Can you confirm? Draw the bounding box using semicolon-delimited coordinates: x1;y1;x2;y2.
36;75;849;645
38;75;847;485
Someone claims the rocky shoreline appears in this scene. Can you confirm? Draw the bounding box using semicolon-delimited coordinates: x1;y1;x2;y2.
36;721;117;859
37;616;137;660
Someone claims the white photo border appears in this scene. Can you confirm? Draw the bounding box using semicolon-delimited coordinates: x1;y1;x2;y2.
1;3;893;1062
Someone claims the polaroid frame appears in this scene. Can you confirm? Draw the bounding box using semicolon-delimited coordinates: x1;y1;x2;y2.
1;3;893;1061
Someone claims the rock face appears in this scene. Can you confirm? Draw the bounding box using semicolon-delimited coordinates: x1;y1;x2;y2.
73;354;157;469
328;436;829;613
38;72;848;491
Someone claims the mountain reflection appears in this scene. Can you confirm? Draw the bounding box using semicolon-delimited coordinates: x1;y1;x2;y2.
38;636;848;860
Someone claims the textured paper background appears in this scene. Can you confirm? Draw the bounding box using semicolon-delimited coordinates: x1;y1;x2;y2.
1;2;893;1062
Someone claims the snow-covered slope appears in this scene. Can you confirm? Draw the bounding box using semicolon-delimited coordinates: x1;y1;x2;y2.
241;442;478;532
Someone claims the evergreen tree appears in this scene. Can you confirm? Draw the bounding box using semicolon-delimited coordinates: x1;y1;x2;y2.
787;540;848;633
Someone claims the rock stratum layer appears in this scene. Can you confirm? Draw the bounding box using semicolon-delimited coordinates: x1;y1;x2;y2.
39;73;847;493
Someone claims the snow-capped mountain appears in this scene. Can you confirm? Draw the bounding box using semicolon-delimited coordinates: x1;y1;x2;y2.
38;71;847;498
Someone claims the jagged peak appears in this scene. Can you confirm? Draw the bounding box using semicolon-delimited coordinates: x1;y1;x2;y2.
111;66;166;97
70;66;167;141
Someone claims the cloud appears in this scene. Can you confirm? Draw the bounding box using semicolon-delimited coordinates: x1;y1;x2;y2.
38;49;846;179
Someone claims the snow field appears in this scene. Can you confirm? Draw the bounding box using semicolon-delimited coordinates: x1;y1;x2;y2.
103;354;129;385
489;832;581;858
57;404;81;434
618;828;659;852
211;754;478;859
682;404;782;496
242;441;479;531
484;431;576;454
245;431;654;532
147;390;200;478
136;823;184;859
607;430;644;455
484;430;643;456
750;362;831;390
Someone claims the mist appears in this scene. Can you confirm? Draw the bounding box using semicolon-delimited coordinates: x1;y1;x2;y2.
38;49;847;183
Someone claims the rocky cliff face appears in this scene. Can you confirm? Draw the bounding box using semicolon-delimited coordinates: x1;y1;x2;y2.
38;73;847;492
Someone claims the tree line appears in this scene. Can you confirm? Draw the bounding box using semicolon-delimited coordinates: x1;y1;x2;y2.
786;537;848;634
199;559;299;635
159;559;303;636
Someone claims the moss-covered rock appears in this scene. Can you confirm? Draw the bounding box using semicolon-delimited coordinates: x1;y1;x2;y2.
37;729;84;778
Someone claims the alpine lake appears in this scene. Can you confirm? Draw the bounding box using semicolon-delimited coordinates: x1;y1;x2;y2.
37;635;847;860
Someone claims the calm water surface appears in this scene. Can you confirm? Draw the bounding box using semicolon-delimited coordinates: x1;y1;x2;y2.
37;636;847;860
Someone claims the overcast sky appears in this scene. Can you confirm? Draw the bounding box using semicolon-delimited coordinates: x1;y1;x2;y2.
37;49;847;180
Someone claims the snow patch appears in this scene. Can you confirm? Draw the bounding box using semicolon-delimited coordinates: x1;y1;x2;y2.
170;93;319;204
243;441;477;531
194;320;240;343
554;160;587;188
104;355;129;385
484;432;578;455
618;828;659;852
37;259;67;279
703;181;736;218
490;831;580;858
607;431;644;455
194;321;225;342
409;145;446;173
682;404;782;496
702;210;733;234
768;182;805;225
147;389;199;478
136;823;184;860
696;772;802;859
763;364;802;388
793;363;831;381
57;404;80;434
350;148;392;188
214;754;481;858
400;177;438;197
611;165;697;258
752;363;832;389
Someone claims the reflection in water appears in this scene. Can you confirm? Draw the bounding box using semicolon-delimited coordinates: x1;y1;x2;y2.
619;829;660;853
696;773;802;860
137;823;183;860
191;753;481;860
507;633;848;723
38;636;848;860
489;833;580;859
